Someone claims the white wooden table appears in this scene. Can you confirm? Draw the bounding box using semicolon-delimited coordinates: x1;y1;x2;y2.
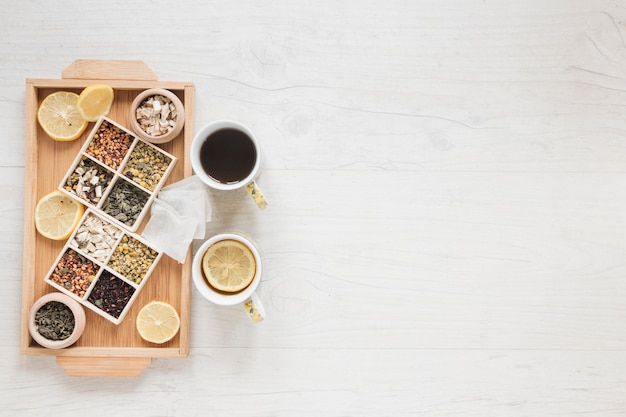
3;0;626;415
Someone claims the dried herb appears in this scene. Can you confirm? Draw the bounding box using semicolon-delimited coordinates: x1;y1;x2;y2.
107;234;158;284
71;213;122;262
135;94;178;137
35;301;75;341
64;156;114;204
123;141;171;191
102;179;149;227
87;270;135;319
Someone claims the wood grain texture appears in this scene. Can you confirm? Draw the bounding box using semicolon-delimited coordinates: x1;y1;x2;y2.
3;0;626;415
19;67;195;367
56;356;152;377
62;60;158;81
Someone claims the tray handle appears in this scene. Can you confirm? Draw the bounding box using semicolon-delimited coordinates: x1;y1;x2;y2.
56;356;152;378
62;59;158;81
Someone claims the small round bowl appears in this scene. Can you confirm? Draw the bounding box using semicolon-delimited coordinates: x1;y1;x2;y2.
28;292;86;349
130;88;185;144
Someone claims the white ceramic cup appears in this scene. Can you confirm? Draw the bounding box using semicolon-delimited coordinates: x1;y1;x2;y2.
192;233;265;322
190;120;268;210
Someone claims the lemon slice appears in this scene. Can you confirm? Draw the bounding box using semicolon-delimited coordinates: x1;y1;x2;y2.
37;91;89;141
136;301;181;344
34;190;84;240
77;84;114;122
202;239;256;293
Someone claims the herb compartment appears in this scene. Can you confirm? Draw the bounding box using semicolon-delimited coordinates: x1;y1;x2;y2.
59;117;177;232
44;210;163;325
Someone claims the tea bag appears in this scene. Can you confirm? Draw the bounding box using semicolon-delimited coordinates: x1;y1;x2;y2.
159;175;212;239
141;175;212;263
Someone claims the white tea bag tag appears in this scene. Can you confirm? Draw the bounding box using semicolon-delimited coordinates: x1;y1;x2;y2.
142;175;213;263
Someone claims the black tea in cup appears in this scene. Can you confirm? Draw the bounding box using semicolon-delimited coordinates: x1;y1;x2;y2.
199;128;257;184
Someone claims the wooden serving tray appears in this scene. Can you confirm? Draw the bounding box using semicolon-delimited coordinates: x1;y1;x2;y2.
20;60;194;377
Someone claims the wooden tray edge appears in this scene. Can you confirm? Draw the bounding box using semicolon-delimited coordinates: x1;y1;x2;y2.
56;356;153;378
20;65;195;362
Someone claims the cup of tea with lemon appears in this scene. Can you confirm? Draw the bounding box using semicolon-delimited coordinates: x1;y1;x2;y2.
192;233;265;322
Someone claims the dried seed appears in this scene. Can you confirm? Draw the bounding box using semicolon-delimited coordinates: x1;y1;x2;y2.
50;249;98;297
85;120;134;170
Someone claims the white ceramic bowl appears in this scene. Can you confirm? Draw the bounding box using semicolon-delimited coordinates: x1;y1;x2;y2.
28;292;86;349
129;88;185;144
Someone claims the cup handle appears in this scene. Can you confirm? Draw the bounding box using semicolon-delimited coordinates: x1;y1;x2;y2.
245;181;268;210
243;293;265;322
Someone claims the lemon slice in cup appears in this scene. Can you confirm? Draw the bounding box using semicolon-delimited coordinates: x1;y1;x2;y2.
77;84;114;122
37;91;88;141
136;301;181;344
201;239;256;293
34;190;84;240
